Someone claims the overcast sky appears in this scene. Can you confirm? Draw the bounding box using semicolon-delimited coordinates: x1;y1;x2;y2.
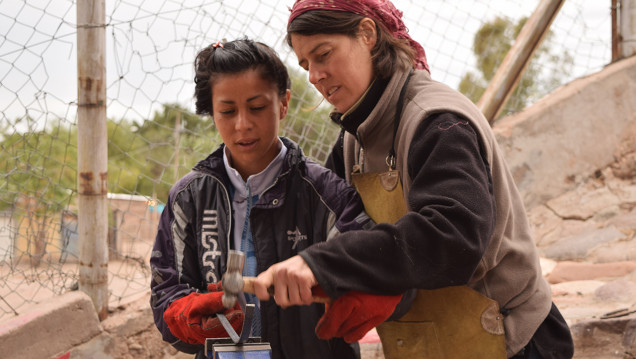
0;0;611;126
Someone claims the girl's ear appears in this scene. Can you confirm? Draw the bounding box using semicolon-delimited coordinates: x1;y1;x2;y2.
358;17;377;50
279;89;291;120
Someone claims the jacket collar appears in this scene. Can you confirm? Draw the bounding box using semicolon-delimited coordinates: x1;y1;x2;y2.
331;75;391;138
193;137;302;180
223;138;287;202
357;68;414;143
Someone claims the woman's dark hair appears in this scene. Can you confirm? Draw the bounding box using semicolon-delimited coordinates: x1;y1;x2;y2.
194;38;291;115
286;10;415;78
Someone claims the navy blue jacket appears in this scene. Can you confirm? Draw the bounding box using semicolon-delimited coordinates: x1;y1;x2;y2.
150;137;371;358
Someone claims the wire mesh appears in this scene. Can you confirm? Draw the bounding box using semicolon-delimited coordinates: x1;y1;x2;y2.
0;0;612;321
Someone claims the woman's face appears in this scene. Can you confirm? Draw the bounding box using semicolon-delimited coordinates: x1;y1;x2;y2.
291;20;376;113
212;68;290;179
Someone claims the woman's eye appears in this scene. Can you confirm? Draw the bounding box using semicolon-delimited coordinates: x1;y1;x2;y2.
218;109;234;115
251;106;265;111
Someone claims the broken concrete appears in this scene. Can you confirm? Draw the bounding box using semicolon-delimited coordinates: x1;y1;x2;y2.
570;316;636;359
547;261;636;284
546;186;621;221
494;55;636;210
542;226;626;261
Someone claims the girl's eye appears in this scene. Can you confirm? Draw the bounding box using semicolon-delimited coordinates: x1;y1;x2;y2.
218;109;234;115
251;106;265;111
320;50;330;59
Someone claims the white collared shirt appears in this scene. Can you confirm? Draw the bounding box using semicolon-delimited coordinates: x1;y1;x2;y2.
223;138;287;251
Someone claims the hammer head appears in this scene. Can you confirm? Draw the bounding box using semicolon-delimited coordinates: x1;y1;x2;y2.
221;250;245;308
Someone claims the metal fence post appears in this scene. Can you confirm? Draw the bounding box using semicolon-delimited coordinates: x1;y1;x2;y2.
77;0;109;320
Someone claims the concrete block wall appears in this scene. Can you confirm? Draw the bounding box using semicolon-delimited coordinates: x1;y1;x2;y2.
0;291;102;358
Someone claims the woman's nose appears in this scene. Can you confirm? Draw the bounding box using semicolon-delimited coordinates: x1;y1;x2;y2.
307;64;324;85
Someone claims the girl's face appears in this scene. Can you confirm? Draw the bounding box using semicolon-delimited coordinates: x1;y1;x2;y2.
291;19;376;113
212;68;290;179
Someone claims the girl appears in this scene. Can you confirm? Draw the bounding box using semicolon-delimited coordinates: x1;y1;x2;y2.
150;38;373;359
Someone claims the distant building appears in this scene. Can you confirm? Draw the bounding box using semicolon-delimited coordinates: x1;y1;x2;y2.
3;193;162;265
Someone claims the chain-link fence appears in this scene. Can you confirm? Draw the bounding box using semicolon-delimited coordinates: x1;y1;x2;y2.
0;0;612;322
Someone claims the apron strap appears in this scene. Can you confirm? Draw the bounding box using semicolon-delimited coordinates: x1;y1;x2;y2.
387;68;414;170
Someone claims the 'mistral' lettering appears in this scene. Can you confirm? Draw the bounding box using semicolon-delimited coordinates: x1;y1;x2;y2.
201;209;222;282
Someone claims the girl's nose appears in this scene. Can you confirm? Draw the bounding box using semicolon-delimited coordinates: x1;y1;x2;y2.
235;111;251;130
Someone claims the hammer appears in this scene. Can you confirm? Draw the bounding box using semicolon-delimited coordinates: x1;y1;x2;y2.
221;250;330;308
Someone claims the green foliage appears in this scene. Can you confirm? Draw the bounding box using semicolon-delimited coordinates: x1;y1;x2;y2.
108;104;218;203
458;16;574;118
0;67;335;211
0;118;77;214
282;67;338;163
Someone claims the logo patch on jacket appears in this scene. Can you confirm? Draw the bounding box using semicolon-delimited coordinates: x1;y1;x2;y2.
287;227;307;249
202;209;221;282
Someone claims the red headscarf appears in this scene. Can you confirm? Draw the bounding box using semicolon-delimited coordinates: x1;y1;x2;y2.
288;0;429;73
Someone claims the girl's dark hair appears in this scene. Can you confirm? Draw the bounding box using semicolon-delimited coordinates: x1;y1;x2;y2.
194;38;291;115
286;10;415;78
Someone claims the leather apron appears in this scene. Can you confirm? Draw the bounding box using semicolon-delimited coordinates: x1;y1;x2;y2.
350;71;506;359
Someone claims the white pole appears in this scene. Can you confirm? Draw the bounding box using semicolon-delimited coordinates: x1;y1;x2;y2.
77;0;109;320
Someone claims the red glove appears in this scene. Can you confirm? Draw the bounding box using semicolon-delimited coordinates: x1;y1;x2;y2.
315;291;403;343
163;282;244;345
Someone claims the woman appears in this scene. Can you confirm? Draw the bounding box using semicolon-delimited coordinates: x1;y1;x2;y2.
254;1;574;358
150;38;373;359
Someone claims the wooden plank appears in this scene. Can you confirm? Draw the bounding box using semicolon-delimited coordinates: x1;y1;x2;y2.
477;0;566;123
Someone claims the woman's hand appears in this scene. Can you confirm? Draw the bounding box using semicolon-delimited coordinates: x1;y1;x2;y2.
254;255;318;308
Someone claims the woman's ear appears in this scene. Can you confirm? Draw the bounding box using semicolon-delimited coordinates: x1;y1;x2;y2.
358;17;377;50
279;89;291;120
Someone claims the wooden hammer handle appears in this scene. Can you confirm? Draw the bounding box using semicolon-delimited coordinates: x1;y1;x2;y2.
242;276;332;304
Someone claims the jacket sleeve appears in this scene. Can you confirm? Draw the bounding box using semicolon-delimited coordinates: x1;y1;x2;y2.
324;128;347;179
301;157;373;235
149;179;205;354
299;112;496;299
